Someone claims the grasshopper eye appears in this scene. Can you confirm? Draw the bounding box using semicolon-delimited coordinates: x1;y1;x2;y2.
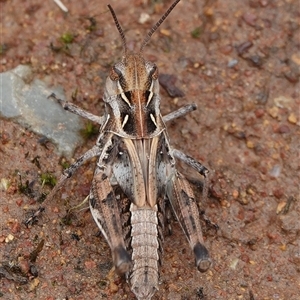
150;65;158;80
110;67;121;81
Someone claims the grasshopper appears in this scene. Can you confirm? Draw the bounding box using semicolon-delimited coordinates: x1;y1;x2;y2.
39;0;211;298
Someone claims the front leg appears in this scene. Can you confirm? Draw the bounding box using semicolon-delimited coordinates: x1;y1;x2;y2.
166;171;211;272
89;166;131;274
48;93;105;125
171;149;208;177
162;103;197;123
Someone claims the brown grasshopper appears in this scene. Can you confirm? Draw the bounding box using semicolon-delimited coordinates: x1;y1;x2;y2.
38;0;211;299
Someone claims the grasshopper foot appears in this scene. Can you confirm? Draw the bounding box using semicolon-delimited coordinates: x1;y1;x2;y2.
113;246;132;274
194;242;211;272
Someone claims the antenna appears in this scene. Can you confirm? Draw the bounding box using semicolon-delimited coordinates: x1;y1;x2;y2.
107;4;127;55
139;0;180;54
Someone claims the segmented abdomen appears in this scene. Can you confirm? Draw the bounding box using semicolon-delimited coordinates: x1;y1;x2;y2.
120;198;164;300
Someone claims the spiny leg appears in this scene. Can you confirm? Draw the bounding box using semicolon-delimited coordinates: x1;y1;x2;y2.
172;149;208;177
166;171;211;272
25;145;101;226
48;93;105;125
162;103;197;123
172;148;210;206
46;144;101;201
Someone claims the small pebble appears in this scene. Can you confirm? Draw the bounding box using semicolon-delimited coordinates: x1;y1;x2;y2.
276;201;287;214
237;41;253;55
229;258;239;270
228;59;238;68
277;124;290;134
248;55;264;67
269;165;281;178
255;108;265;118
260;0;269;7
138;12;150;24
0;178;10;191
246;140;254;148
268;106;279;118
232;190;239;199
242;12;257;27
291;53;300;65
288;113;297;124
221;44;233;54
274;95;293;108
5;233;14;243
160;28;171;36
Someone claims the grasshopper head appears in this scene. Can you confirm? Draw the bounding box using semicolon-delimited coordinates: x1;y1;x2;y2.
104;53;159;97
103;2;180;138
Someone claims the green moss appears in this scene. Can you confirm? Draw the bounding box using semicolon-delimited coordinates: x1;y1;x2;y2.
60;32;74;44
0;44;8;55
40;173;57;188
60;159;70;170
191;26;203;39
80;121;98;139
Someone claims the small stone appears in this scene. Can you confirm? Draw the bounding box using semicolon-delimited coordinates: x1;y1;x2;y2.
232;190;239;199
220;44;233;54
277;124;290;134
229;258;239;270
240;254;250;263
5;233;14;243
204;6;214;16
288;113;297;124
237;41;253;55
237;196;250;205
274;96;293;108
260;0;269;7
279;244;287;251
267;106;279;118
248;55;264;67
246;140;254;148
242;12;257;27
269;165;281;178
284;70;299;83
276;201;287;214
220;199;230;207
291;53;300;65
273;188;284;199
228;59;238;68
0;178;10;191
160;28;171;36
29;278;40;291
138;12;150;24
255;108;265;118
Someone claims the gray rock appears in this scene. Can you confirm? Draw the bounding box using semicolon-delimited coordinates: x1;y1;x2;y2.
0;65;84;156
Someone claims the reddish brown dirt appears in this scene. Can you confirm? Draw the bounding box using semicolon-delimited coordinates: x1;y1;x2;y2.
1;1;299;299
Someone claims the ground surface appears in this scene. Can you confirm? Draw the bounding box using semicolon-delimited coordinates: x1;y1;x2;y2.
1;0;299;299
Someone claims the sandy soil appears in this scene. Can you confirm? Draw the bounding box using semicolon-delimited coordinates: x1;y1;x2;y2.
1;0;299;299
